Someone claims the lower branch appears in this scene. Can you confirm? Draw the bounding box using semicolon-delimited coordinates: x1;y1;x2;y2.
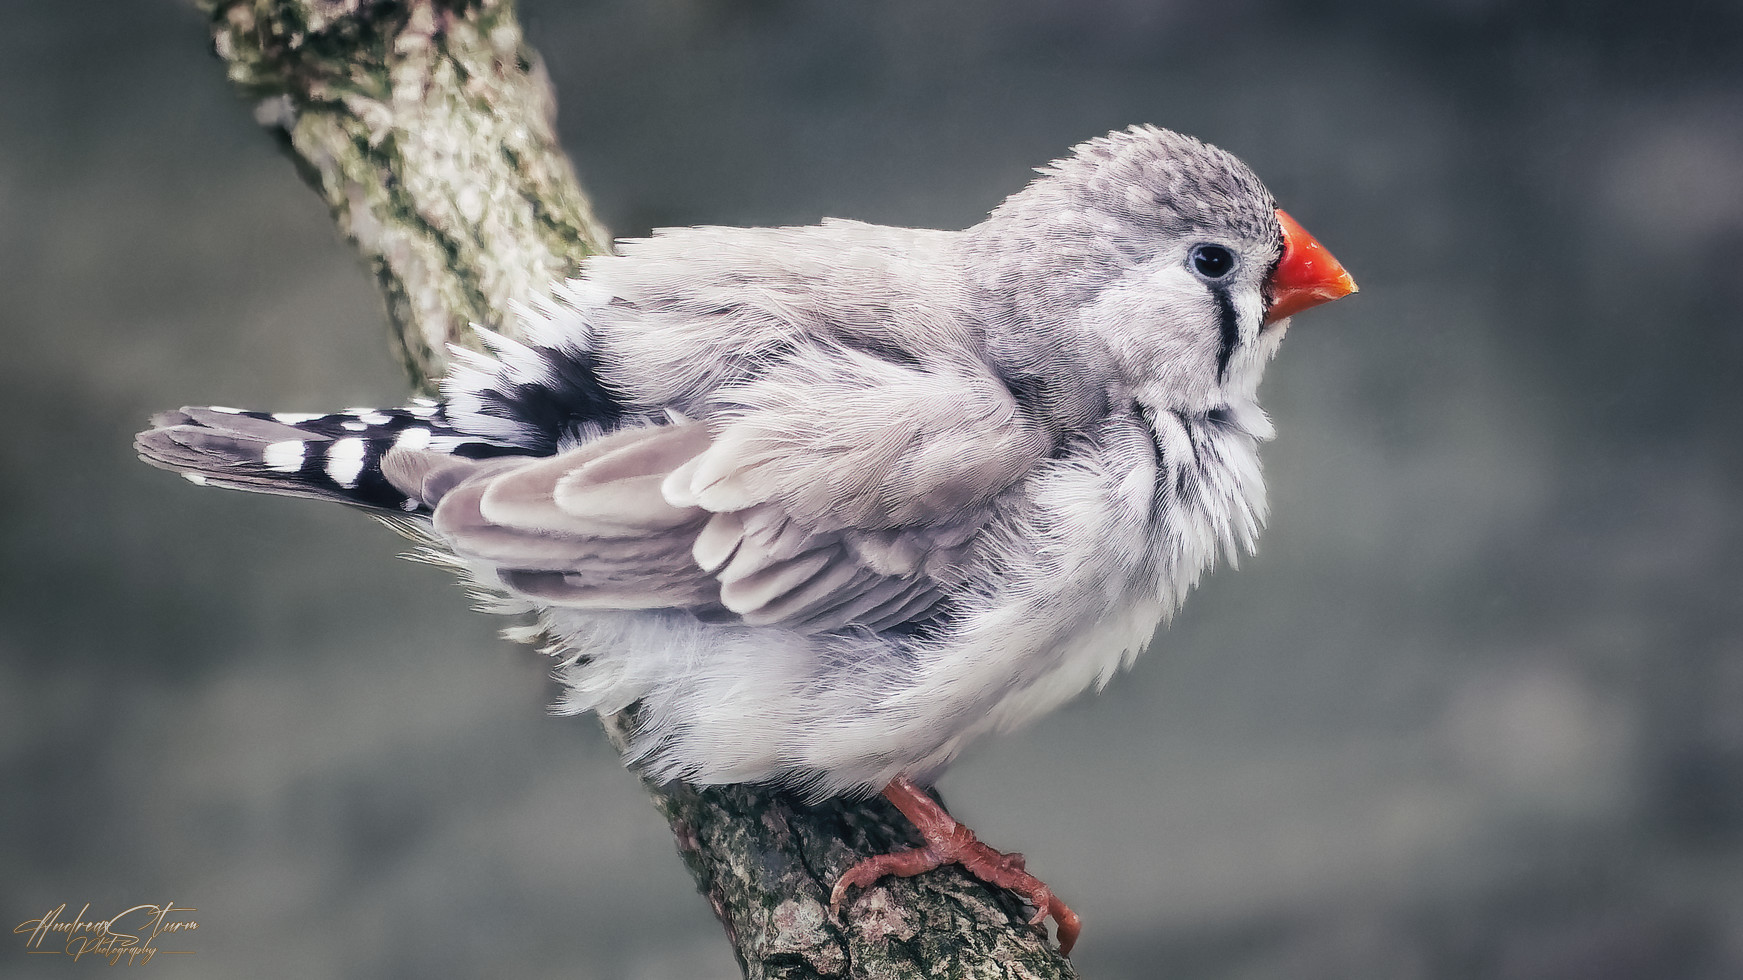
654;780;1078;979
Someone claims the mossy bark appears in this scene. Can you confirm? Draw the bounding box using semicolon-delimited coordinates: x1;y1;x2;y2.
194;2;1080;976
202;0;609;390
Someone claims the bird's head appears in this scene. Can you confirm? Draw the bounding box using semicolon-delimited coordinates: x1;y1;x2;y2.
968;125;1355;420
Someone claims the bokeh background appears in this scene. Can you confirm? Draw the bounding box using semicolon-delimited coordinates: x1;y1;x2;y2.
4;1;1742;977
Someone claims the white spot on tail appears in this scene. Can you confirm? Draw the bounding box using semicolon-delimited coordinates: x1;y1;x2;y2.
272;412;322;424
182;472;209;485
207;406;244;414
394;426;432;451
358;412;392;426
326;438;367;488
263;440;306;472
407;402;439;417
342;420;368;431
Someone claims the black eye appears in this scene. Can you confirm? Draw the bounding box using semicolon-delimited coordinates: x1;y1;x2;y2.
1189;243;1236;280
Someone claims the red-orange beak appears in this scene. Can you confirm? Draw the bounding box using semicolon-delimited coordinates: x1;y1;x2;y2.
1263;209;1357;325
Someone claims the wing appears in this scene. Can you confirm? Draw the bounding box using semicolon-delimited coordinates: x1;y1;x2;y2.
414;348;1051;633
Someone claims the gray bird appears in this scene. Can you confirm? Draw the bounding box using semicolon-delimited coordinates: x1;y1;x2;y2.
136;125;1356;953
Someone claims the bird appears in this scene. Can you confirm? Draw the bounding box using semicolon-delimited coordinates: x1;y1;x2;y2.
136;124;1355;954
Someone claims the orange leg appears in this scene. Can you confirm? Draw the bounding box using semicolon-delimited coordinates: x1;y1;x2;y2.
829;775;1083;955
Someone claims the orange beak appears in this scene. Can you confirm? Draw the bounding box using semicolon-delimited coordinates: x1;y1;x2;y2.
1263;209;1357;324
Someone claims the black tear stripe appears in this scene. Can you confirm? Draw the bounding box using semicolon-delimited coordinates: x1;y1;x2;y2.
1214;289;1239;381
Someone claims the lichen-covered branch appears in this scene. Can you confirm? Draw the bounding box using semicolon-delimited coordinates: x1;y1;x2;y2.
195;2;1078;976
201;0;610;389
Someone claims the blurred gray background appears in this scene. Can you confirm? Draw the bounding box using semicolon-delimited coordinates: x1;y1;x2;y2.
4;1;1742;977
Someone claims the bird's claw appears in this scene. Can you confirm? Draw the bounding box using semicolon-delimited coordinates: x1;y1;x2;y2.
829;846;941;915
832;838;1082;954
831;777;1082;955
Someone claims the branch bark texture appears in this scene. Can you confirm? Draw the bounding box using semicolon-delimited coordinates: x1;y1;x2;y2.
197;2;1080;976
205;0;609;389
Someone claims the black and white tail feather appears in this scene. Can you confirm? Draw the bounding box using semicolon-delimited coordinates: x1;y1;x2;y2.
135;302;636;519
135;400;529;514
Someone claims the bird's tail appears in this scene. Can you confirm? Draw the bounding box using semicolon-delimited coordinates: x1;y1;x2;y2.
135;402;531;514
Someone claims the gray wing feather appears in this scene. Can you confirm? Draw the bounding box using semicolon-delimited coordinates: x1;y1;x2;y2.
475;426;708;538
736;556;876;627
718;547;838;617
666;344;1049;530
416;343;1048;630
797;577;941;634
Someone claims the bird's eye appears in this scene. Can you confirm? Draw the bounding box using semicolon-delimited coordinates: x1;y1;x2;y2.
1189;244;1236;280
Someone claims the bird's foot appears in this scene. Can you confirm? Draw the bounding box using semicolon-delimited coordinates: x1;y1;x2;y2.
829;774;1082;955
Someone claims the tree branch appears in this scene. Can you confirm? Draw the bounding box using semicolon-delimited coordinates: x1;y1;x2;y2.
205;0;609;389
196;2;1080;975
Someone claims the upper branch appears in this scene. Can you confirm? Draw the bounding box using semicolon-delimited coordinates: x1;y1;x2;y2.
202;0;610;389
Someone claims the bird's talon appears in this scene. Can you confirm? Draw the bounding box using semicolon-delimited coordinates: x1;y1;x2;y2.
833;777;1084;955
